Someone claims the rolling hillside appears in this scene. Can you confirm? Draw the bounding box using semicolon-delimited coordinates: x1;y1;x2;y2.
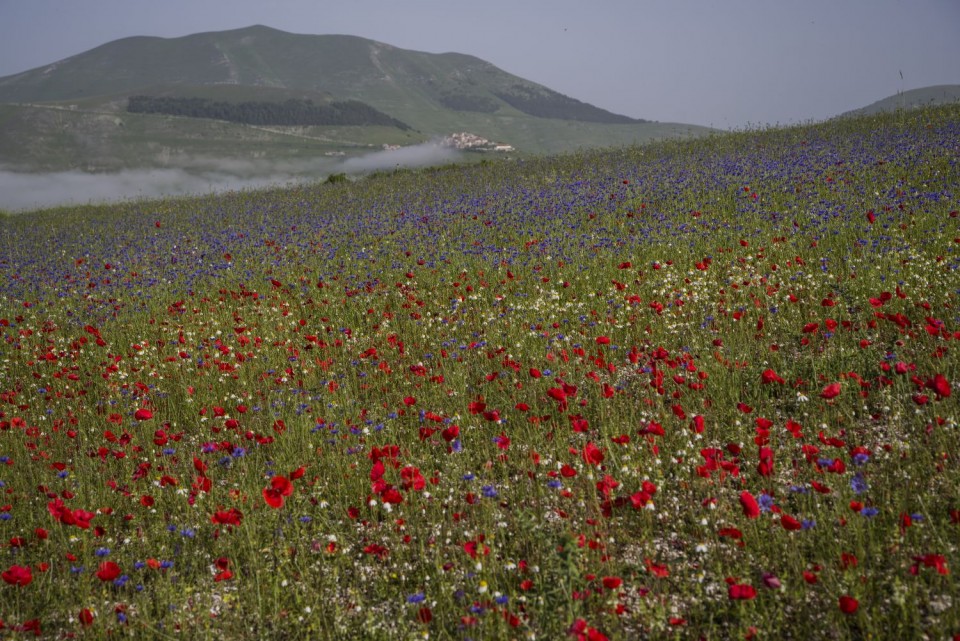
839;84;960;118
0;25;710;170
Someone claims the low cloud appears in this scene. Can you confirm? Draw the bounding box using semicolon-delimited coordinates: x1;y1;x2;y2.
0;142;461;212
341;143;460;173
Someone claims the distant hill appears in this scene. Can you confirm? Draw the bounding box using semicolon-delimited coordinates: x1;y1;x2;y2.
0;25;710;170
840;85;960;118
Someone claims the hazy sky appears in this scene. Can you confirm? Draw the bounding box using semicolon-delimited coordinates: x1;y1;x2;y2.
0;0;958;128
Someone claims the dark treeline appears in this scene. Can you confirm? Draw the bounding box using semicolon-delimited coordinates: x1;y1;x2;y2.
493;85;646;124
127;96;411;129
436;91;500;113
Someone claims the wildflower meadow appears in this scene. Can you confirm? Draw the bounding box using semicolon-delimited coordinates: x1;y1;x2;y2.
0;105;958;640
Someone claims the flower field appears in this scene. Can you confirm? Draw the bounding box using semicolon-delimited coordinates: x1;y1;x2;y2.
1;105;958;640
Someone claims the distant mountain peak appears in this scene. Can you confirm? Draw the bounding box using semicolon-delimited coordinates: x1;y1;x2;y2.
0;26;711;170
0;26;644;125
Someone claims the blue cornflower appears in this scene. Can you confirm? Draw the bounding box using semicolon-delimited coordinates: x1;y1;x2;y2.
850;473;868;495
861;507;879;518
758;493;774;512
481;485;498;498
406;592;426;604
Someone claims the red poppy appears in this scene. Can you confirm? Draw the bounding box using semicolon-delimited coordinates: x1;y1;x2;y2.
691;415;705;433
134;408;153;421
601;576;622;590
96;561;121;582
927;374;951;399
468;400;486;414
820;383;841;400
718;527;743;540
838;595;859;614
582;442;604;466
728;583;756;600
785;420;804;438
644;558;670;578
760;368;785;385
47;498;94;529
441;424;460;442
911;554;949;575
211;508;244;526
381;487;404;504
2;565;32;587
263;475;294;509
400;466;426;491
739;491;760;519
757;447;774;477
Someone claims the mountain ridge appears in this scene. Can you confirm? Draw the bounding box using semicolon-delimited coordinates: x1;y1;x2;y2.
0;25;711;171
838;84;960;118
0;25;645;126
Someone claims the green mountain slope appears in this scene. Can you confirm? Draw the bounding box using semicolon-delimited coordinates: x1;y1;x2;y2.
840;85;960;117
0;25;711;169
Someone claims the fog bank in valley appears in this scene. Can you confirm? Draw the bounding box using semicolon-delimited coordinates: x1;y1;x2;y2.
0;142;461;213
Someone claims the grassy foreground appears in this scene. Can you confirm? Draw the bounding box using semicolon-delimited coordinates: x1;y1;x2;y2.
0;105;958;640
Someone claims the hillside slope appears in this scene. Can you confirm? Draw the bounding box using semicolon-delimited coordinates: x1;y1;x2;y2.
0;25;710;168
839;84;960;117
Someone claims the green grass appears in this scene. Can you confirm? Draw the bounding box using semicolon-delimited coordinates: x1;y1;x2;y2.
0;104;957;640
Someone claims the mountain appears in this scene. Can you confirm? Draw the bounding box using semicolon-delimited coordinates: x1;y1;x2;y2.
0;25;709;171
839;85;960;118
